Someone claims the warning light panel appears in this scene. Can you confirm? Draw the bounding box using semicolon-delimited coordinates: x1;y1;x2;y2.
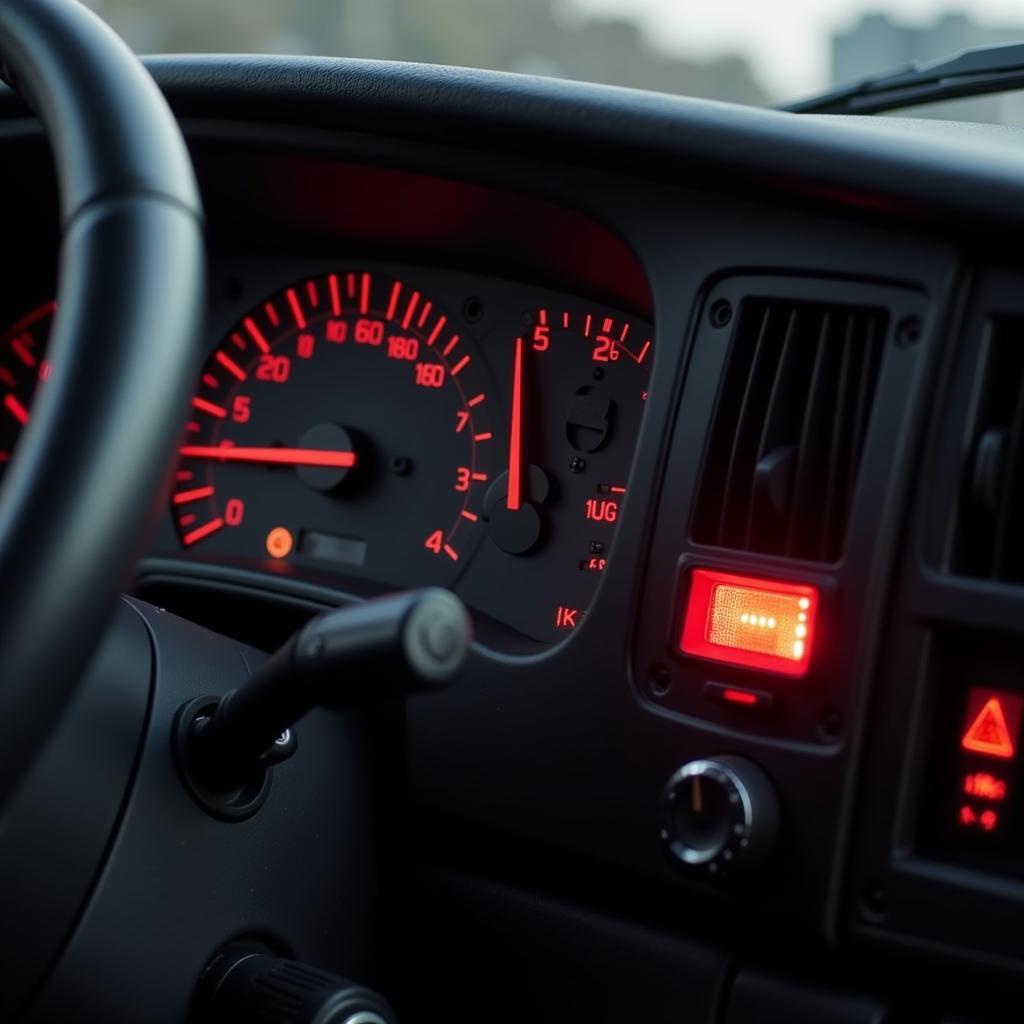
961;688;1023;760
679;569;818;677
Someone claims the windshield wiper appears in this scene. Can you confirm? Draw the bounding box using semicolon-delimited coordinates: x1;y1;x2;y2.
782;40;1024;116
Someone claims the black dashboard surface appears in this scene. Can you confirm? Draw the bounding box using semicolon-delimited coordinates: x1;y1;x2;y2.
3;55;1024;1022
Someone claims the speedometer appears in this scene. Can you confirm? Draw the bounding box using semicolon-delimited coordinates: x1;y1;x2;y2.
174;271;494;587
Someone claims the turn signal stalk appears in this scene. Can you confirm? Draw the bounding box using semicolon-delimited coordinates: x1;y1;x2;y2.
176;588;470;818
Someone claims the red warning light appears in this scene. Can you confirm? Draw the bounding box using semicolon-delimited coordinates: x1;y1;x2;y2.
722;688;760;706
959;804;1001;833
961;689;1022;760
963;772;1007;802
679;569;818;677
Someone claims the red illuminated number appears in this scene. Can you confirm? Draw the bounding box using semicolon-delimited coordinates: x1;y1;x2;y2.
231;396;251;423
455;467;471;492
592;335;620;363
326;320;347;343
425;529;443;554
455;410;470;433
387;335;420;361
532;324;549;352
297;333;315;359
256;354;291;383
585;498;619;523
355;318;384;345
415;362;445;388
225;499;245;527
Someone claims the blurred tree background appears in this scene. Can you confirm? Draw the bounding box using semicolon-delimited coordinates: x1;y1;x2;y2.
83;0;769;104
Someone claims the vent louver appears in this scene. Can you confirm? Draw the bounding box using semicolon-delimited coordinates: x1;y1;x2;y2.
693;297;886;562
951;316;1024;582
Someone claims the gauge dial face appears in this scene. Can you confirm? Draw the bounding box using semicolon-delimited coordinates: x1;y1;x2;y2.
0;301;55;472
174;271;494;587
463;302;652;641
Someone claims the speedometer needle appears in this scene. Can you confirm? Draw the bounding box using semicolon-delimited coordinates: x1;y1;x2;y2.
507;335;525;511
179;445;357;469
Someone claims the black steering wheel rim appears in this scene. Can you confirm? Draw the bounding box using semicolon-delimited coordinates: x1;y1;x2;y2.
0;0;203;806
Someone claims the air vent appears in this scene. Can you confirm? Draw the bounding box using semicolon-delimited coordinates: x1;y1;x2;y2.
950;316;1024;582
693;297;886;562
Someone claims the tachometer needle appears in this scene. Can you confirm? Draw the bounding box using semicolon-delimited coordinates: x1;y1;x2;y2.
179;445;357;469
507;335;525;511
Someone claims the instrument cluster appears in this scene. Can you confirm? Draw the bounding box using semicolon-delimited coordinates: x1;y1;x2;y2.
0;260;653;647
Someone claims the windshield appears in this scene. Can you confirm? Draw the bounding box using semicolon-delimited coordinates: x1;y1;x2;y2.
84;0;1024;118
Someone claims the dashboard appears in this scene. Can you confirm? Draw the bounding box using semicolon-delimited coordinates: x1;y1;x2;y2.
5;53;1024;1023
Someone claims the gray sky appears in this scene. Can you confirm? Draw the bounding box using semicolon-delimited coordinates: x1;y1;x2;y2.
572;0;1024;98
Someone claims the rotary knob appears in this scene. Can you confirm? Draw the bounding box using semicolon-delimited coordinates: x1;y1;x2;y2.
659;756;779;878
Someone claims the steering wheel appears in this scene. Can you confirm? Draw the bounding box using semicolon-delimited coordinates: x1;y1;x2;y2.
0;0;203;807
0;7;436;1019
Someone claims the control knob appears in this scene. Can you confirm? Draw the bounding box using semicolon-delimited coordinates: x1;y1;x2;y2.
659;755;779;877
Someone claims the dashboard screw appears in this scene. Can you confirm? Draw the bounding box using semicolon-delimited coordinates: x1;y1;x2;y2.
391;456;412;476
570;456;586;474
818;706;843;741
709;299;733;328
860;881;889;923
649;664;672;697
593;368;605;381
463;296;484;323
895;316;922;348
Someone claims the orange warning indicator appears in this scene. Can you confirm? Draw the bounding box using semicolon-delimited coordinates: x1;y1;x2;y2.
961;688;1023;761
266;526;294;559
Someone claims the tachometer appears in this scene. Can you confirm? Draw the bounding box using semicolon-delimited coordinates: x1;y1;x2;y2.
466;302;652;642
0;301;55;471
173;271;494;587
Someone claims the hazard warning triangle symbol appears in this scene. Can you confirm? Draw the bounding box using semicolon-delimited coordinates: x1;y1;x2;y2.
962;697;1016;759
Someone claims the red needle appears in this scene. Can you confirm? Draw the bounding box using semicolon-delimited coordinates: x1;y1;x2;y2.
179;445;357;469
507;335;525;511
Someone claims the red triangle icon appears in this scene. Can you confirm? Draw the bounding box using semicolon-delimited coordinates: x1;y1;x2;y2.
962;698;1015;759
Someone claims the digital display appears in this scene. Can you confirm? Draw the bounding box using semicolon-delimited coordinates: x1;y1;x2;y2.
299;529;368;568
